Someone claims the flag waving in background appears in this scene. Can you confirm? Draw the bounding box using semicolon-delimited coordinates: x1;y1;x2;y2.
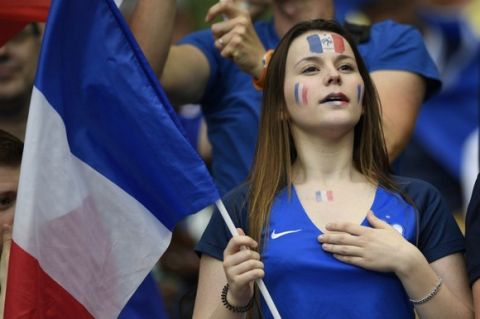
4;0;220;317
0;0;50;46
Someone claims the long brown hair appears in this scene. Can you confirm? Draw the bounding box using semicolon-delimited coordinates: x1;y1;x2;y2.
247;19;399;248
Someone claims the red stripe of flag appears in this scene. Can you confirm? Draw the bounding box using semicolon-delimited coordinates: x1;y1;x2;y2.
327;191;334;202
331;34;345;53
302;86;308;105
5;241;94;319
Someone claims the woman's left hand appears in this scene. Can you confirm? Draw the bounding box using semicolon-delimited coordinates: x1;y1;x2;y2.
318;211;417;273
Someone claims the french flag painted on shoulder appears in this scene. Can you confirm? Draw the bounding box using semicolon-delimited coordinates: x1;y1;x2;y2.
5;0;219;318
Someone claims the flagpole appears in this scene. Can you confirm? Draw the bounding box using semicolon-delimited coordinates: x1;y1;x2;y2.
215;200;282;319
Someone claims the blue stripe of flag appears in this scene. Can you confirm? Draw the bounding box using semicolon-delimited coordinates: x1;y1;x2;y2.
294;83;300;104
307;34;323;54
35;0;219;230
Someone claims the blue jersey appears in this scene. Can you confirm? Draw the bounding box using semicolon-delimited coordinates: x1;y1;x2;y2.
179;20;441;195
196;177;464;318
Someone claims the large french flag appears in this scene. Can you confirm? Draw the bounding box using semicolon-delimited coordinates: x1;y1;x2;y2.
4;0;220;317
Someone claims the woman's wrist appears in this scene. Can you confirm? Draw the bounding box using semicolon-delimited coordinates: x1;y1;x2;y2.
228;287;253;306
222;283;254;313
394;242;423;279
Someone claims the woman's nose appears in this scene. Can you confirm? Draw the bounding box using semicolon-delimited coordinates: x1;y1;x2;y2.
324;69;341;86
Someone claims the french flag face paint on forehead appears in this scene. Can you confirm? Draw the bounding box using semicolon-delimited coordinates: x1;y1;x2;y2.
294;82;308;106
307;33;345;54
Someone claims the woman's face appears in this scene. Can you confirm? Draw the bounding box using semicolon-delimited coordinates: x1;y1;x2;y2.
283;31;365;136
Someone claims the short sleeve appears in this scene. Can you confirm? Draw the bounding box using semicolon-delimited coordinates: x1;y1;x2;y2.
361;20;442;100
195;184;250;261
177;29;221;103
397;177;465;263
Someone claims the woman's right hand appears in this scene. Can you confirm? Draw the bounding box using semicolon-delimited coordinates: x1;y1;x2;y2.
222;228;264;307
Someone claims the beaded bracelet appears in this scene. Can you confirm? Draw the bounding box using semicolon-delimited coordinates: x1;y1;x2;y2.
252;49;274;91
409;278;443;305
221;283;255;313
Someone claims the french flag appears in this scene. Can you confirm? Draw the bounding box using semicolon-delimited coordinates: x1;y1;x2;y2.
307;33;345;54
4;0;219;317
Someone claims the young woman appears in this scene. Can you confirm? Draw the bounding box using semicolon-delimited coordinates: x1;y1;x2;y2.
193;20;473;319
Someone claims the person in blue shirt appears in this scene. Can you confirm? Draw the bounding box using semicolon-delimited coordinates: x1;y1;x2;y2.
466;173;480;316
193;19;472;318
357;0;480;215
130;0;440;196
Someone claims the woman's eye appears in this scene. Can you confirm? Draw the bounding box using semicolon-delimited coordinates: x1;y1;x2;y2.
339;64;354;72
302;66;319;74
0;192;16;211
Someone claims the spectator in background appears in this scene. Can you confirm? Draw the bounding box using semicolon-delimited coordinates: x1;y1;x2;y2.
0;23;42;141
130;0;441;197
175;0;271;165
356;0;480;215
465;174;480;317
0;129;23;317
0;130;22;255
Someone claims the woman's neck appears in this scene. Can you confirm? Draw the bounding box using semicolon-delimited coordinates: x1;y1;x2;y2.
291;131;359;185
273;0;335;37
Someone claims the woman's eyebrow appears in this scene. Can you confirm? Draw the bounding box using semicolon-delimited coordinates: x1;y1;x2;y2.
294;55;321;67
334;54;356;62
294;54;355;68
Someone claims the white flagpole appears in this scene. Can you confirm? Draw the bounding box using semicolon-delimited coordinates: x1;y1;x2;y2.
215;199;282;319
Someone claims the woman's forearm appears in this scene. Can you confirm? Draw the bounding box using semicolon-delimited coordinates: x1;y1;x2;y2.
395;247;473;319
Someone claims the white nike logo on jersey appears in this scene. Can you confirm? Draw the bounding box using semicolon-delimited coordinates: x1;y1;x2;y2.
271;229;302;239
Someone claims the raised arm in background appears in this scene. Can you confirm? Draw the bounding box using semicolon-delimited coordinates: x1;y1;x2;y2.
371;71;425;161
128;0;265;107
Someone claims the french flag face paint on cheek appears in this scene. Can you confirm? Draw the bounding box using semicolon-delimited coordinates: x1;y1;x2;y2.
307;33;345;54
294;83;308;106
357;84;364;104
302;85;309;105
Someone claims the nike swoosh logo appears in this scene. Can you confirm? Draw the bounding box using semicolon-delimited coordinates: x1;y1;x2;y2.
271;229;302;240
